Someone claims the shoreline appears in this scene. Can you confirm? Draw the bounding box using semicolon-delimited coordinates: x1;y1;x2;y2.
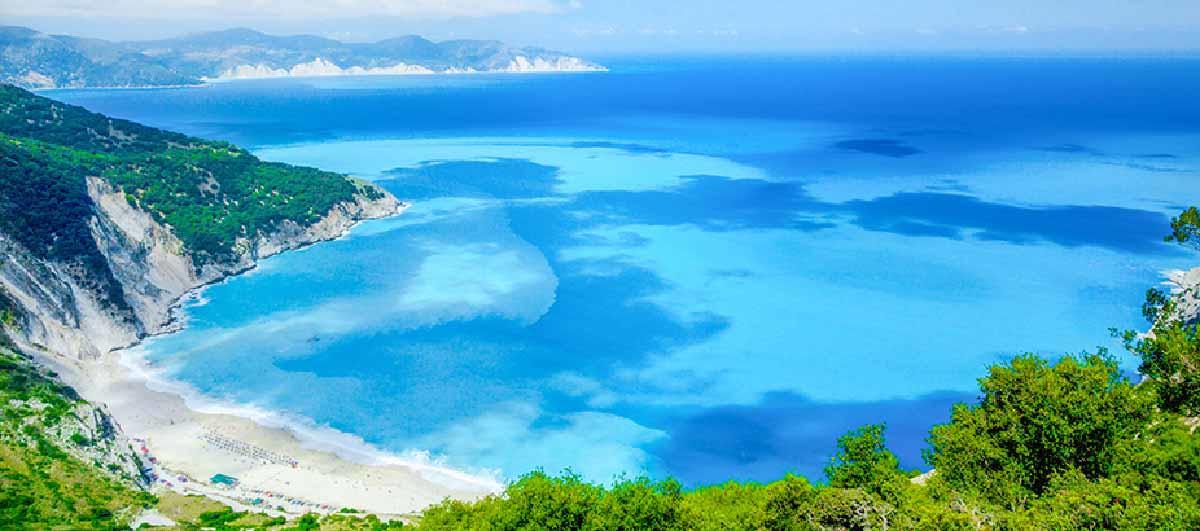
43;350;495;517
29;67;608;92
35;201;501;517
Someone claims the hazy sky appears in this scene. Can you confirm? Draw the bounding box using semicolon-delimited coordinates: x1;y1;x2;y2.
4;0;1199;53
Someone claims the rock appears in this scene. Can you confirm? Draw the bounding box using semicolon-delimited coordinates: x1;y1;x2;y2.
1167;267;1200;325
0;177;402;361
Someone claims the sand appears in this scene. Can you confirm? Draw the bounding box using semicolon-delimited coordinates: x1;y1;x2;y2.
43;351;498;517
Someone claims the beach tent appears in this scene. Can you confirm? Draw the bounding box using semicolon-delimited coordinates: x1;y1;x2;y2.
210;473;239;486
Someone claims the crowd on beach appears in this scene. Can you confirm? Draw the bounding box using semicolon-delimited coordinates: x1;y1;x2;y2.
200;430;300;468
132;431;349;514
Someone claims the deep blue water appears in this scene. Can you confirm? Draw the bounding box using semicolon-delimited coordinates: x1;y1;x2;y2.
51;56;1200;486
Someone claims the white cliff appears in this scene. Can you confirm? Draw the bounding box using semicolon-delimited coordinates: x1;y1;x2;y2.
0;176;403;361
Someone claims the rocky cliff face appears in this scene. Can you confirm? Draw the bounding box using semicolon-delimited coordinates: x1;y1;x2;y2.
1167;267;1200;325
0;176;402;361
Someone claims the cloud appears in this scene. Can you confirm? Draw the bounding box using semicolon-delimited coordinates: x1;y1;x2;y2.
1;0;580;19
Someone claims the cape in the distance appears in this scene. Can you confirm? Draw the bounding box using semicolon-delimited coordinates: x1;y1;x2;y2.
0;26;605;89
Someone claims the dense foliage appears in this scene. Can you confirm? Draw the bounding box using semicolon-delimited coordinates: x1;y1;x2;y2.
0;135;131;310
0;84;371;263
1167;206;1200;248
0;348;152;528
1121;294;1200;416
102;147;360;258
927;353;1152;507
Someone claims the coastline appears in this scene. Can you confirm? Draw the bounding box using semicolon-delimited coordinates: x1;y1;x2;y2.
42;349;496;517
32;200;500;517
28;66;608;92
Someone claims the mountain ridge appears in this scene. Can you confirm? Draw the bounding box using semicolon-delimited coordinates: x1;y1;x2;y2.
0;26;605;89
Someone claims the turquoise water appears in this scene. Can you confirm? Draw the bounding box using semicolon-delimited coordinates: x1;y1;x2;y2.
52;57;1200;485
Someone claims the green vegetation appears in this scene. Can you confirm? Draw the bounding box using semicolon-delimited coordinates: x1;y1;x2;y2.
410;357;1191;529
0;84;401;529
2;190;1199;529
0;286;22;348
102;146;358;259
1121;299;1200;417
154;493;406;530
0;347;153;528
927;353;1152;506
414;352;1200;530
0;84;375;265
1167;206;1200;247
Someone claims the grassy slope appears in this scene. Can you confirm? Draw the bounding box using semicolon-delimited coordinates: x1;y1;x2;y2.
0;348;153;528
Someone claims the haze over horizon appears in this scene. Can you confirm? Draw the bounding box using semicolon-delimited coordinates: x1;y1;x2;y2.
3;0;1200;54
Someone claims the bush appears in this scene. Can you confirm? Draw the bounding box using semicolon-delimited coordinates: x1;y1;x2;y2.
925;353;1153;507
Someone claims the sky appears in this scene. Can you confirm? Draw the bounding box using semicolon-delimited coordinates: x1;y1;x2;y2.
3;0;1199;54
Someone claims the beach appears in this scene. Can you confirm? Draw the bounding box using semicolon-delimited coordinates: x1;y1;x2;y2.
22;199;502;518
43;349;498;517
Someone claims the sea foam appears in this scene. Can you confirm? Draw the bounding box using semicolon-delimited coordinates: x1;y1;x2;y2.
116;335;503;494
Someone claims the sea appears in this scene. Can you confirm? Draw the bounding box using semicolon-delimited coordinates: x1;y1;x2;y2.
49;55;1200;487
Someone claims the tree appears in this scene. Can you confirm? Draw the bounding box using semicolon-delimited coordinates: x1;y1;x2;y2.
925;353;1153;508
1124;206;1200;415
825;424;905;494
1123;322;1200;416
1166;206;1200;247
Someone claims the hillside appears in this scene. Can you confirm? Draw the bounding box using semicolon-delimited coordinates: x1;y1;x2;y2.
0;84;402;358
0;26;605;88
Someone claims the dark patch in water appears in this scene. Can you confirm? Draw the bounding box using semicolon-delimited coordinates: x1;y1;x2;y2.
844;192;1173;253
506;201;734;374
570;141;672;155
575;175;835;232
653;390;973;485
1136;153;1177;159
1102;161;1181;173
1035;143;1099;155
558;171;1173;255
833;139;922;158
925;179;970;193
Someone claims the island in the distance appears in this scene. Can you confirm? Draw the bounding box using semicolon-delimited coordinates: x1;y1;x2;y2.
0;26;606;89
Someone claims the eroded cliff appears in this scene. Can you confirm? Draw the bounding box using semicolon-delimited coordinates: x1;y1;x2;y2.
0;176;401;360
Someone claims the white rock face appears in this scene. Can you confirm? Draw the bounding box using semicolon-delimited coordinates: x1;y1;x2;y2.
18;71;55;88
216;58;435;79
500;56;606;73
0;176;402;361
214;55;605;80
1167;267;1200;325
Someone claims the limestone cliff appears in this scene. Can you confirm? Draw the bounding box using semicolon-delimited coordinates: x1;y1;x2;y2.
1167;267;1200;325
0;176;402;361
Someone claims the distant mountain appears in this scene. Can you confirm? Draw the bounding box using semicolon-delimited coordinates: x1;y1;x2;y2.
0;26;605;89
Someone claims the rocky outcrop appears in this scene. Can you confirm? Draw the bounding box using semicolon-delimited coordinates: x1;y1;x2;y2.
0;175;402;361
1166;268;1200;325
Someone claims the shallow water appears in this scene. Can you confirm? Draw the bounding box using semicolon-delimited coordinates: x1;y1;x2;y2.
52;56;1200;485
